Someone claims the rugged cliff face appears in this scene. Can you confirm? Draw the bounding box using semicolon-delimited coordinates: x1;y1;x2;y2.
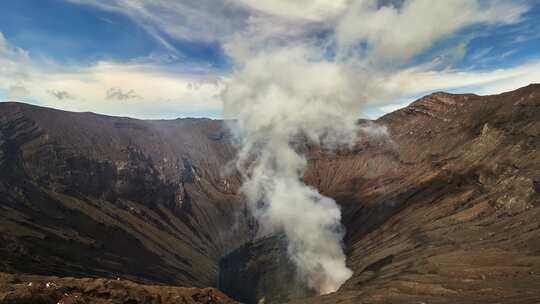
0;103;253;288
1;84;540;304
219;84;540;303
299;84;540;303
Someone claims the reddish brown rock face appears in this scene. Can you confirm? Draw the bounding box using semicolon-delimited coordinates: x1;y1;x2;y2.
298;84;540;303
0;104;252;288
1;84;540;303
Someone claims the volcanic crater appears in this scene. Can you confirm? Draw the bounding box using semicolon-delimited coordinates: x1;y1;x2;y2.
1;84;540;303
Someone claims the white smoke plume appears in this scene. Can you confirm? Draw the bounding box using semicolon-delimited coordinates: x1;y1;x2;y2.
221;44;394;293
222;46;375;293
221;0;527;294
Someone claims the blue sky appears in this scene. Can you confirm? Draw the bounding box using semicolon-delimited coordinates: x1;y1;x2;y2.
0;0;539;119
0;0;228;67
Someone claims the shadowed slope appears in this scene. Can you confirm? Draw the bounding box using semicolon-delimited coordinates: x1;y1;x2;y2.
0;103;253;287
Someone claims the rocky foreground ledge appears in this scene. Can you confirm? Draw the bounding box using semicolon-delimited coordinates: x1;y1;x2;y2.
0;272;237;304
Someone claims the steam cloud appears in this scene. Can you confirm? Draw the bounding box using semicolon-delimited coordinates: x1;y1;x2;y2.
222;47;371;293
222;41;389;292
221;0;527;294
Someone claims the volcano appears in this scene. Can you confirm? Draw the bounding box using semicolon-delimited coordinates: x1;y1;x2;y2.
1;84;540;303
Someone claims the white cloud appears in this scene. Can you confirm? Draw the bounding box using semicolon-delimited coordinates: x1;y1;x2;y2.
63;0;531;64
335;0;528;63
6;85;30;99
233;0;347;21
48;90;75;101
384;59;540;97
1;1;536;119
106;87;140;101
33;62;224;118
63;0;530;72
0;33;224;119
363;59;540;117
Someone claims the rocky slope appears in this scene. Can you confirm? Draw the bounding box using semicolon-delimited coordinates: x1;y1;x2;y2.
219;84;540;303
1;84;540;303
0;103;253;288
299;84;540;303
0;272;236;304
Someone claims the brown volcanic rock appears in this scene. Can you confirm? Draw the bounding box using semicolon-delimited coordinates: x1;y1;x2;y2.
297;84;540;303
218;234;316;304
1;84;540;303
0;102;252;287
206;85;540;304
0;272;237;304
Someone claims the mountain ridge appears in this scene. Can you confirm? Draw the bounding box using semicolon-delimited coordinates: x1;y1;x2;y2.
1;84;540;303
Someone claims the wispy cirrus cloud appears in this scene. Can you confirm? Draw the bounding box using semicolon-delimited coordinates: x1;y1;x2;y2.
64;0;249;45
64;0;529;58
